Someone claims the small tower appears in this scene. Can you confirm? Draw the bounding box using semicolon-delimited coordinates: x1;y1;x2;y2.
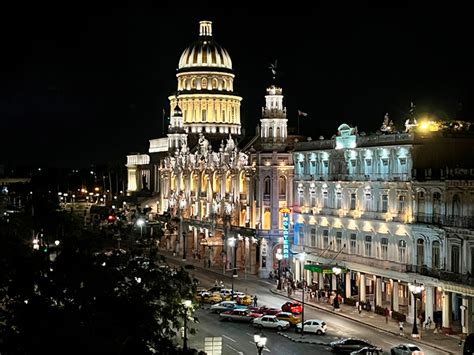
260;85;288;142
167;100;187;152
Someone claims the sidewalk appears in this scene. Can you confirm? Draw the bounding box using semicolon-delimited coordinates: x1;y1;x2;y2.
271;287;463;355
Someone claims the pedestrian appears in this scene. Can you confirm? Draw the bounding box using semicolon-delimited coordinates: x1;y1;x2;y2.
384;307;390;324
357;302;362;315
215;279;218;286
253;294;258;307
208;259;211;268
399;321;404;336
424;316;432;329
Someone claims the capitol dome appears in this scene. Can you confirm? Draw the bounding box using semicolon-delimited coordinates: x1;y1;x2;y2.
178;21;232;71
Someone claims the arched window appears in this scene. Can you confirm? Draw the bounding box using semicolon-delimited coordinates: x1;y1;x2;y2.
279;176;286;197
201;78;207;90
212;78;218;89
398;240;407;263
191;78;196;89
452;194;461;216
432;241;440;269
417;239;424;266
264;177;271;195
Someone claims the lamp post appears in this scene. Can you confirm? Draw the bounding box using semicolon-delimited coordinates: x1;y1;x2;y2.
332;266;342;310
253;332;267;355
300;251;306;334
179;194;187;261
182;299;192;351
408;281;424;338
136;218;145;239
228;236;236;296
276;248;283;290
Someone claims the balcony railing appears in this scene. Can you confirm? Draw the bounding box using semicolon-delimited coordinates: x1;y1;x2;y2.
294;173;409;182
406;264;474;286
416;213;474;228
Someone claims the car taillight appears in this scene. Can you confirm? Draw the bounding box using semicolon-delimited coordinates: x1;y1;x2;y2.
412;352;423;355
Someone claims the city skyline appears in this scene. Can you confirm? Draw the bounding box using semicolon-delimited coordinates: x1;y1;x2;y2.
2;4;472;168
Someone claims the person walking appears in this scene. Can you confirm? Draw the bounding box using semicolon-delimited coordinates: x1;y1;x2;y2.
253;294;258;307
384;307;390;324
358;302;362;315
399;321;404;336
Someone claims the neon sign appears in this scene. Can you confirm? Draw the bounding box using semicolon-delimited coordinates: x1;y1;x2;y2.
280;207;291;259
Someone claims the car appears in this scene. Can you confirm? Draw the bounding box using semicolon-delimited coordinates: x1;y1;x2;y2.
224;293;252;306
195;291;222;304
329;338;377;353
249;306;281;315
207;286;224;293
350;347;383;355
210;301;247;313
281;301;303;314
184;264;195;270
219;288;234;298
219;309;263;322
390;344;424;355
275;311;301;326
295;319;327;334
252;315;290;330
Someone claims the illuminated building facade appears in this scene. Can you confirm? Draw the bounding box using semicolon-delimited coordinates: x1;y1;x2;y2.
292;122;474;334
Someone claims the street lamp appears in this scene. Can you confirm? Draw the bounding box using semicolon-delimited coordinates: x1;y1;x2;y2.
182;299;192;351
253;332;267;355
228;236;236;296
179;194;187;261
299;251;306;334
136;218;145;239
276;248;283;290
332;266;342;310
408;281;424;338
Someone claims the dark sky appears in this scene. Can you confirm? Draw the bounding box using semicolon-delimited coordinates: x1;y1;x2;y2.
1;3;473;168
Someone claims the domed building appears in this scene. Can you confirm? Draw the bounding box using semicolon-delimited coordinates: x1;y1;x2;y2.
169;21;242;136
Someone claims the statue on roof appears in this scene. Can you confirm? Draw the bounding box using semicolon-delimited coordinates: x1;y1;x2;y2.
405;102;418;132
380;113;395;133
225;134;235;152
198;132;209;156
269;59;278;81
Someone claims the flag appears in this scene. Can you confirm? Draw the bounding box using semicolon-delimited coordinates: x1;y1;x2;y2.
298;110;308;117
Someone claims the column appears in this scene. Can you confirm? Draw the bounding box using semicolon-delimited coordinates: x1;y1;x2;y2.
332;274;337;291
319;272;324;290
307;269;313;286
392;281;399;312
345;272;352;298
424;286;435;329
359;273;366;302
375;277;382;308
462;296;472;334
408;292;415;323
442;291;452;331
193;228;198;253
295;258;301;282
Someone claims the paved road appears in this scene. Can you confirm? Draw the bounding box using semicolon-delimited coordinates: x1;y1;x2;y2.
166;256;446;355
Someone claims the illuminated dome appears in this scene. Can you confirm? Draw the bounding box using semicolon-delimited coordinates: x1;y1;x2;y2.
178;21;232;71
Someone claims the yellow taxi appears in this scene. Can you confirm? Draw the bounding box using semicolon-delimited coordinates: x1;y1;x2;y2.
276;311;301;326
195;291;222;304
223;292;252;306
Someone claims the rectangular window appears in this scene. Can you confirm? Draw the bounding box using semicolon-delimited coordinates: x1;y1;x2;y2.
381;194;388;213
322;191;328;208
399;158;407;165
452;245;460;273
365;235;372;257
202;109;207;122
364;193;372;211
382;159;389;166
350;233;357;254
381;238;388;259
335;192;342;209
323;230;329;249
222;110;226;122
350;193;356;210
323;160;329;168
310;160;316;172
350;160;356;167
398;195;406;213
336;231;342;251
365;159;372;167
310;228;316;247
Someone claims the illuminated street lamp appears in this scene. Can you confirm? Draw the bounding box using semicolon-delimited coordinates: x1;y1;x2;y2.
299;251;306;334
182;299;192;351
136;218;145;238
332;266;342;310
276;248;283;290
228;236;237;296
408;281;424;338
253;332;267;355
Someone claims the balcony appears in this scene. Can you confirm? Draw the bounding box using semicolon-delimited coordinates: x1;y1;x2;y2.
406;264;474;286
416;213;474;228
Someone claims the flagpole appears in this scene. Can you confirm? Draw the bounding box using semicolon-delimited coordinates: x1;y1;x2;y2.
162;108;165;136
298;112;300;135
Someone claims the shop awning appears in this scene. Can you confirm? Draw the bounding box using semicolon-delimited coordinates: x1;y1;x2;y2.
304;264;348;274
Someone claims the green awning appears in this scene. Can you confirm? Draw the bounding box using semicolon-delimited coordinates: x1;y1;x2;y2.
304;264;348;274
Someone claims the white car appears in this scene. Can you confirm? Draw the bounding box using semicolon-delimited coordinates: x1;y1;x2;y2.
252;315;290;330
390;344;424;355
296;319;327;334
220;288;233;298
210;301;246;313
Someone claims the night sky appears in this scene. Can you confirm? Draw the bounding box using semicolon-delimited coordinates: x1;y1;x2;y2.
1;4;473;168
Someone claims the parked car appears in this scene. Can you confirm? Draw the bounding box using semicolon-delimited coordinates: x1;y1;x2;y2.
281;301;303;314
207;286;224;293
249;306;281;315
220;288;234;298
210;301;247;313
219;309;263;322
252;315;290;330
350;346;383;355
390;344;424;355
195;291;222;304
295;319;327;334
329;338;377;353
275;311;301;326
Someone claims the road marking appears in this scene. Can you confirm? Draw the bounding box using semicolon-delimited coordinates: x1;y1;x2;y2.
222;334;236;343
225;344;243;354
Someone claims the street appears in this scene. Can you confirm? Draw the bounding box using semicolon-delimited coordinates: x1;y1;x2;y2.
164;256;447;355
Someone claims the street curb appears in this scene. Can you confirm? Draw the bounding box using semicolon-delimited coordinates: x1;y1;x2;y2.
277;331;327;345
270;288;455;355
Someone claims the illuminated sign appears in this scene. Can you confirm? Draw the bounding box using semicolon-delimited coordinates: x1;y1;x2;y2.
280;207;291;259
